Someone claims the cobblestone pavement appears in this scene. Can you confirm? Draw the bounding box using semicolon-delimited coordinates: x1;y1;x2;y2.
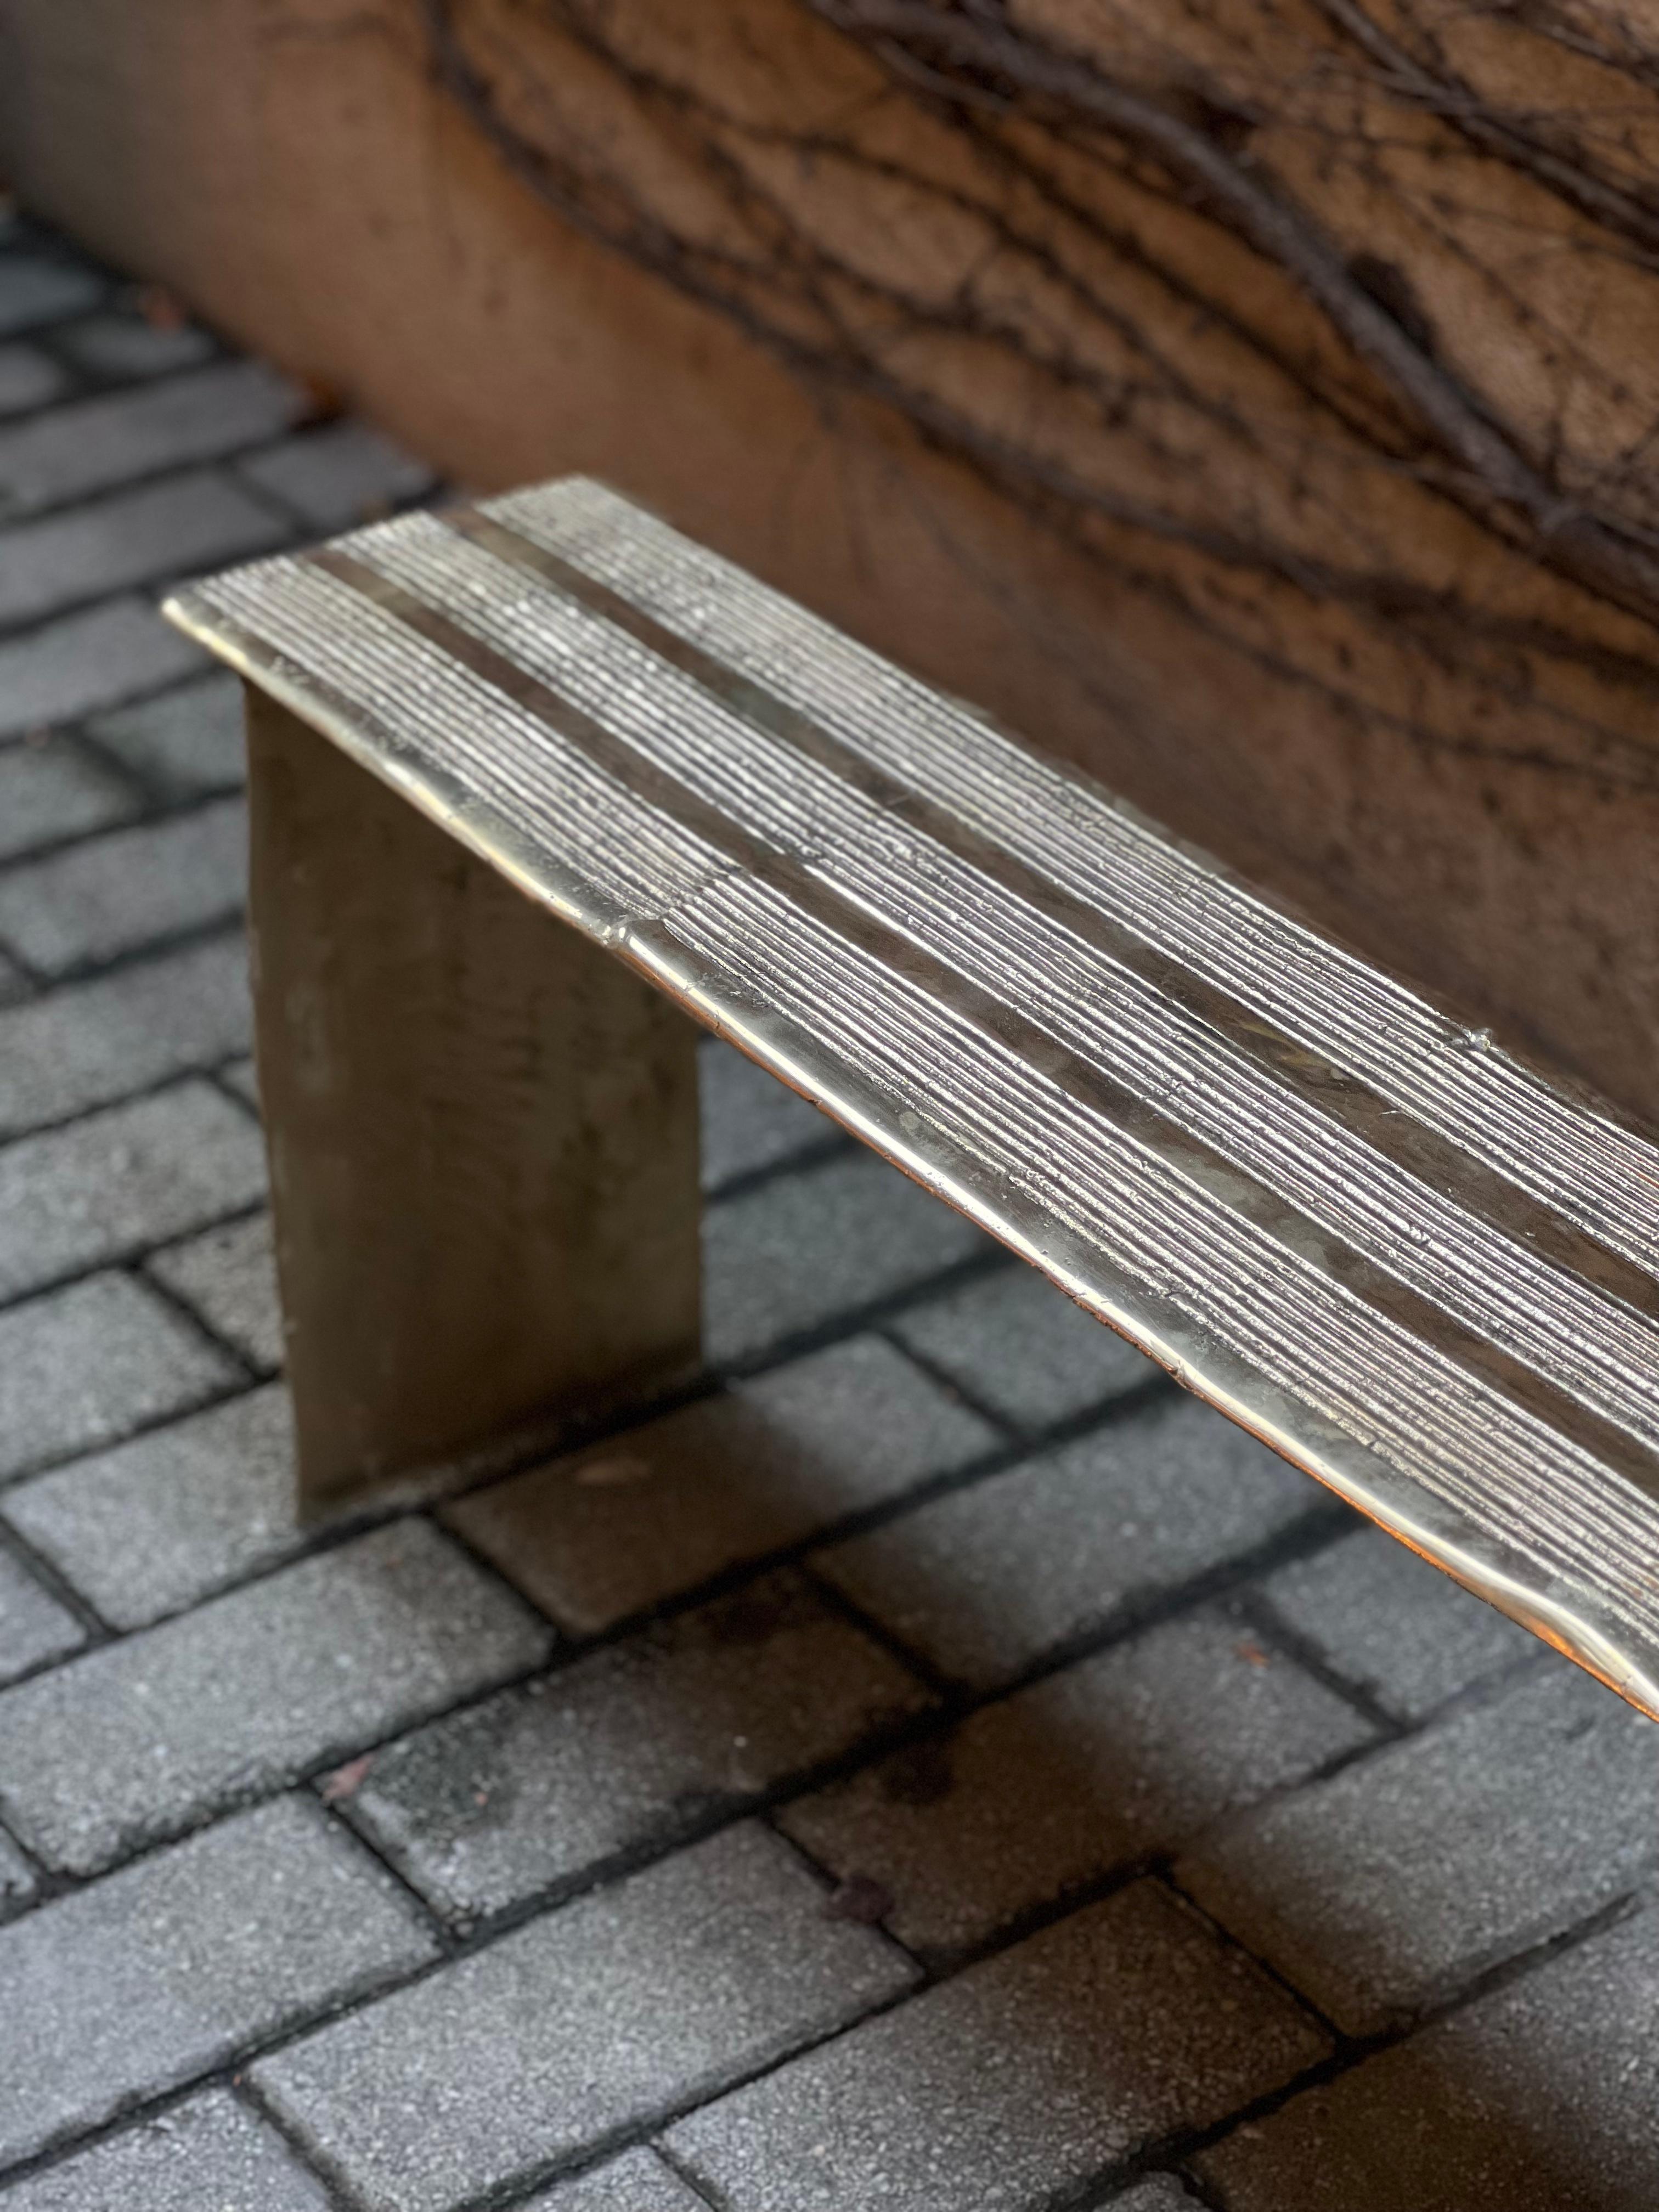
0;210;1655;2211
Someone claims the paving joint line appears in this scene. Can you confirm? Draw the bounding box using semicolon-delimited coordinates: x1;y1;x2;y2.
0;929;45;992
217;451;324;538
65;710;180;812
0;474;305;651
0;776;243;877
0;1800;53;1898
698;1128;859;1208
870;1317;1030;1439
0;657;241;761
0;1328;1324;1769
0;1680;1635;2209
0;1048;262;1155
0;1791;934;2209
0;419;339;542
0;1900;440;2199
1158;1857;1347;2049
862;1496;1361;1714
0;1195;270;1334
796;1555;957;1698
702;1242;1022;1379
0;1509;115;1646
316;1791;458;1949
0;906;249;1001
134;1250;272;1384
0;1176;1006;1369
313;1658;951;1946
0;1488;1365;1936
0;1364;263;1499
226;2072;363;2212
649;2140;730;2210
1227;1582;1404;1736
0;720;151;816
0;911;247;1006
1079;1885;1655;2200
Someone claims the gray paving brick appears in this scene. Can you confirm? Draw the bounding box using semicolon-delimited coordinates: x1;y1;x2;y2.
1198;1899;1659;2212
891;1266;1160;1430
0;596;206;740
0;1795;435;2170
668;1880;1327;2212
0;361;304;518
1259;1525;1537;1722
0;794;246;972
0;470;289;630
819;1393;1319;1689
1107;2183;1205;2210
147;1210;281;1370
0;1520;551;1874
0;735;134;862
0;2090;331;2212
222;1054;259;1108
54;311;217;381
0;1272;235;1483
0;256;102;339
0;1829;36;1921
0;933;250;1141
0;1545;83;1683
236;420;436;531
699;1038;839;1192
0;344;66;417
520;2149;707;2211
1177;1660;1659;2035
0;1080;265;1302
87;667;246;799
255;1821;915;2212
5;1383;298;1628
445;1335;997;1635
344;1569;934;1925
779;1607;1373;1960
704;1149;990;1367
0;951;26;1006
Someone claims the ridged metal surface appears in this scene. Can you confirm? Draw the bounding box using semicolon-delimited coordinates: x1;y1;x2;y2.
166;477;1659;1719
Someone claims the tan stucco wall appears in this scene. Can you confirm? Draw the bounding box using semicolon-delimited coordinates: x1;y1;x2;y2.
3;0;1654;1119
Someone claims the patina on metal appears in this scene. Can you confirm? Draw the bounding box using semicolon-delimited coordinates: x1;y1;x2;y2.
166;477;1659;1719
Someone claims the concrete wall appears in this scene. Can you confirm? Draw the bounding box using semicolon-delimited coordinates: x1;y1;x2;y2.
4;0;1654;1120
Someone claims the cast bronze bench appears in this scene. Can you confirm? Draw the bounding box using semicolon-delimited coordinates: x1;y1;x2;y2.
165;477;1659;1721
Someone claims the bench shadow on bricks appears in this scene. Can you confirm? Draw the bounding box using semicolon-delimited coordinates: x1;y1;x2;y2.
0;1075;1651;2200
0;952;1647;2192
641;1425;1659;2208
251;1308;1659;2202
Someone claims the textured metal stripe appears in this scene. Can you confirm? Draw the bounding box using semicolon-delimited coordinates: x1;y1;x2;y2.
453;504;1659;1333
348;516;1659;1477
302;543;1659;1629
160;507;1659;1716
290;548;1659;1535
655;873;1659;1734
489;478;1659;1277
182;562;732;925
668;876;1659;1615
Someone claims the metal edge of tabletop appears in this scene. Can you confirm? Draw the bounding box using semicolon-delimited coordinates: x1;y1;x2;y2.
160;579;1659;1725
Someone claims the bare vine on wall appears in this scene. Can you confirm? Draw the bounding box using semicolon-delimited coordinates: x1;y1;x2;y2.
416;0;1659;792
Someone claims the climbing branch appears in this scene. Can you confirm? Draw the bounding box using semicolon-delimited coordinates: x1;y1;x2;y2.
417;0;1659;787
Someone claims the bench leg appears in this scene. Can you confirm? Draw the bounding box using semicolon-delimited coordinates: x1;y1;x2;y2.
244;687;703;1513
